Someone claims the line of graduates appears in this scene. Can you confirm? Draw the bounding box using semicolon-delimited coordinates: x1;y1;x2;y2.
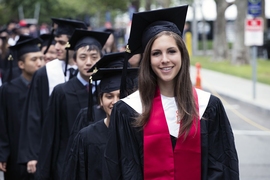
0;5;239;180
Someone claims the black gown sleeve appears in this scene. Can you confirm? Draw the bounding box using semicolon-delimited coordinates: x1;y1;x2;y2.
103;101;143;180
36;84;66;179
0;85;10;162
61;130;87;180
18;67;49;164
201;95;239;180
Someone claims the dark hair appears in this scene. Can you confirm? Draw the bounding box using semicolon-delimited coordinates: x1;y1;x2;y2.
18;54;27;62
73;44;103;61
135;31;198;137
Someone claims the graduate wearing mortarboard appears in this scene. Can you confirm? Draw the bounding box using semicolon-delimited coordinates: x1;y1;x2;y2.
1;35;34;83
65;52;139;151
17;18;87;174
103;5;239;179
36;29;110;180
61;52;139;180
39;33;56;64
0;37;44;179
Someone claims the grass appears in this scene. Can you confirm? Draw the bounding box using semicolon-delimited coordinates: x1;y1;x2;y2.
198;41;233;50
190;56;270;85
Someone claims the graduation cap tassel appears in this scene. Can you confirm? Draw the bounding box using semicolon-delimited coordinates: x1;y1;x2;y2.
120;49;131;99
7;54;14;82
64;42;70;77
43;28;55;54
87;76;94;122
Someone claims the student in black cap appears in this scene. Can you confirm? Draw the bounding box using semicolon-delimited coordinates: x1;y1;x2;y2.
62;52;138;180
66;52;139;147
36;29;110;180
17;18;87;175
103;5;239;180
39;33;56;64
1;35;34;83
0;37;44;180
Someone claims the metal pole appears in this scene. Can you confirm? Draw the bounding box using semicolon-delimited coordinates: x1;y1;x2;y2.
192;2;198;56
34;2;40;24
252;46;257;99
18;5;24;20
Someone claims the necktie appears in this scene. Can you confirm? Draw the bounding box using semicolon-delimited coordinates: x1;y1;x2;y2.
69;68;75;80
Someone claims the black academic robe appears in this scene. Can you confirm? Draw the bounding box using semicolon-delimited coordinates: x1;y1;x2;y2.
0;77;34;179
18;66;49;165
36;77;89;180
68;107;106;147
62;120;109;180
103;92;239;180
1;66;22;83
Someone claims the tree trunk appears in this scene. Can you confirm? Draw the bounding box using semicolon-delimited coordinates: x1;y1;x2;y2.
213;0;231;61
145;0;152;11
231;0;250;65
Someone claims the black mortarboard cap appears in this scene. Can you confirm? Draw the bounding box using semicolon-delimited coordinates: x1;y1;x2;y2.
67;29;110;51
9;37;42;60
87;52;139;121
103;28;114;34
87;52;127;73
39;33;56;48
8;37;42;81
126;5;188;55
51;18;87;36
17;35;33;43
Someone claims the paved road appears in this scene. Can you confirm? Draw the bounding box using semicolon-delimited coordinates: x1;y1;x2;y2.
211;90;270;180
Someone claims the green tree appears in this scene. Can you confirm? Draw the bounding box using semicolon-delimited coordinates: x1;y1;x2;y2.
0;0;129;26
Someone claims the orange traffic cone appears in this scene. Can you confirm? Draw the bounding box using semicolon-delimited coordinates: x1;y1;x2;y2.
195;62;202;89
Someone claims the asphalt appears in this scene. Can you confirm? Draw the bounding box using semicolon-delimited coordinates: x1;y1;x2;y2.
190;66;270;115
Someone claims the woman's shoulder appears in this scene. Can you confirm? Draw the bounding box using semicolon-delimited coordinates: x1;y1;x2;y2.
119;90;142;114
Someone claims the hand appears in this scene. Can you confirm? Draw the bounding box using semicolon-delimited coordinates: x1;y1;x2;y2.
27;160;37;173
0;162;7;172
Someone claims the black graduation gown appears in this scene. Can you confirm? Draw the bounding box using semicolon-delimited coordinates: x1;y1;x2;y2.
103;93;239;180
36;77;89;180
68;107;106;147
17;66;49;165
0;77;34;179
62;120;109;180
1;66;22;83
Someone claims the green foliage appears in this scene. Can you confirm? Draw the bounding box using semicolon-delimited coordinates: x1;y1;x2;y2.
190;56;270;85
0;0;129;26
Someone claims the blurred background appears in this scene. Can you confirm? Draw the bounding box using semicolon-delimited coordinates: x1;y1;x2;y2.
0;0;269;180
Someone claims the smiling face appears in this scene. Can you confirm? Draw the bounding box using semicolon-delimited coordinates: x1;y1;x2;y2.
41;45;57;63
100;90;120;117
150;34;182;88
54;34;69;60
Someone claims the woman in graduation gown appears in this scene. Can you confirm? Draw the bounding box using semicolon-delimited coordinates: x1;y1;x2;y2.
62;53;138;180
103;5;239;180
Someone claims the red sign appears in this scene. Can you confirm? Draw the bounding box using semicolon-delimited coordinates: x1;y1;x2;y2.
245;18;263;31
245;17;264;46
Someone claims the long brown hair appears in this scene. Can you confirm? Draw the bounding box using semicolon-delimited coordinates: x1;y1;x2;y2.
135;31;198;137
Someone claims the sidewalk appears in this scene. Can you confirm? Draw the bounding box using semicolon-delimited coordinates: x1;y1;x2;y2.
190;66;270;114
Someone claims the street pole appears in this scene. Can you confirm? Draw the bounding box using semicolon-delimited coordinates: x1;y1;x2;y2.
192;2;198;56
252;46;257;99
